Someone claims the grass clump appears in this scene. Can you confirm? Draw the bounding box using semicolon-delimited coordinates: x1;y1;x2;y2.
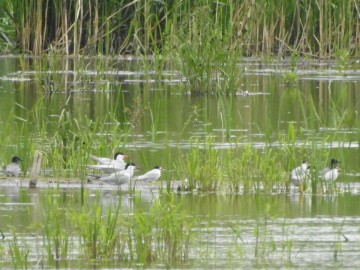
128;192;193;265
175;138;222;191
174;142;287;194
70;196;123;260
165;5;242;95
8;231;30;269
13;189;195;268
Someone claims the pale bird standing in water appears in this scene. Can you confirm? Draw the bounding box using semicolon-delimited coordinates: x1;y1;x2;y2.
134;166;162;183
320;159;341;181
290;160;310;186
2;156;22;177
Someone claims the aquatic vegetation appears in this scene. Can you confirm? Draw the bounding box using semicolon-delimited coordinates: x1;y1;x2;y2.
164;5;242;95
2;1;359;58
128;193;193;265
283;71;298;86
3;189;194;267
39;191;70;262
174;138;222;191
8;231;29;269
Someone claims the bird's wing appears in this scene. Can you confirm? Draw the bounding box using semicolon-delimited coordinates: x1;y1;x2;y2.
89;155;112;165
291;166;302;178
100;171;130;184
136;170;160;181
109;160;126;170
88;164;123;174
320;167;330;178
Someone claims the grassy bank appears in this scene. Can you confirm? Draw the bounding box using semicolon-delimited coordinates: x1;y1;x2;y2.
1;0;359;58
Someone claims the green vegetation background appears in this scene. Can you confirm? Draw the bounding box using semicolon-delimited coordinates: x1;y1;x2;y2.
0;0;359;57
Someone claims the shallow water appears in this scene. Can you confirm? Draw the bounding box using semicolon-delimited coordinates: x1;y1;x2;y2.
1;182;360;268
0;56;359;268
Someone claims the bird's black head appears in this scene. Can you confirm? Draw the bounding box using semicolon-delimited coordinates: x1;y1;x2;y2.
114;152;127;159
154;166;162;170
125;162;136;169
330;159;340;167
12;156;21;163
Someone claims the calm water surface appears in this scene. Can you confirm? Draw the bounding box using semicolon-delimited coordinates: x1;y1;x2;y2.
0;56;359;268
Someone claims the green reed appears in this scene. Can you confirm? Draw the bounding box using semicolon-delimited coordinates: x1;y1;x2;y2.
5;188;194;267
39;189;69;262
69;194;123;260
164;4;242;95
128;192;193;265
9;230;29;269
174;137;222;191
3;0;359;57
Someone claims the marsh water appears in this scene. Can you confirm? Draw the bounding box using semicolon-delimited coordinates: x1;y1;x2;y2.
0;56;360;268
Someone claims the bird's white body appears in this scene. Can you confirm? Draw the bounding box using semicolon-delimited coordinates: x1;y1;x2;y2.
135;166;162;183
290;161;310;186
322;168;339;181
89;152;127;173
96;163;136;186
2;156;22;177
320;159;340;182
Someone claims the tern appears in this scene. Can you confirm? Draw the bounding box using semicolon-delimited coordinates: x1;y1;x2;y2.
88;152;128;174
134;166;162;183
290;160;310;186
320;159;340;181
2;156;22;177
90;162;136;186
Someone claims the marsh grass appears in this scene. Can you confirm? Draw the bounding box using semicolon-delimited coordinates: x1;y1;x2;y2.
69;195;123;260
253;203;275;261
40;190;69;262
9;231;29;269
129;192;193;264
165;5;243;95
174;138;222;191
4;188;194;267
175;141;289;193
3;0;360;58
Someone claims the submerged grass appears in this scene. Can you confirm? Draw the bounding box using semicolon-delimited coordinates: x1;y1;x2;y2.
8;231;29;269
129;193;193;265
2;188;195;268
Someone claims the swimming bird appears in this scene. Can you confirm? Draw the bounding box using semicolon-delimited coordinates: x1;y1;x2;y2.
134;166;162;183
290;161;310;186
88;152;128;174
2;156;22;177
90;162;136;186
320;159;341;181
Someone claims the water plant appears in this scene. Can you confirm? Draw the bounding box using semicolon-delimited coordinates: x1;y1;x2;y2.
40;190;70;262
128;192;193;265
8;230;29;269
2;0;359;58
174;137;222;191
164;5;243;95
70;195;123;260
